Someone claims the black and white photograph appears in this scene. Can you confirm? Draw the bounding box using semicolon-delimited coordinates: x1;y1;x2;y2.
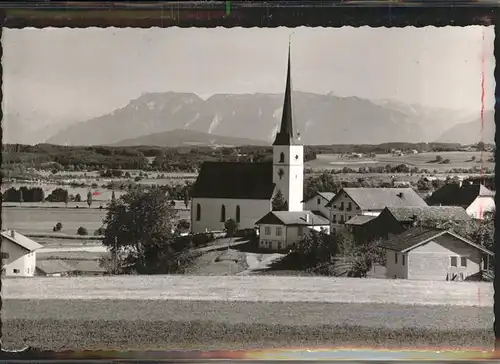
1;25;496;352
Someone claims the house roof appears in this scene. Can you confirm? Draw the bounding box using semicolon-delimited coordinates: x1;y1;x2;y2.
36;260;74;274
385;206;472;222
70;260;107;273
256;210;330;226
311;210;329;219
379;227;493;255
345;215;377;226
302;192;336;204
1;230;43;252
191;162;275;199
427;183;494;207
325;188;427;210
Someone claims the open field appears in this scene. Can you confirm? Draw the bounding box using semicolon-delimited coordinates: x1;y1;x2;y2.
3;275;492;307
2;207;107;236
2;205;190;236
2;299;493;351
307;151;494;171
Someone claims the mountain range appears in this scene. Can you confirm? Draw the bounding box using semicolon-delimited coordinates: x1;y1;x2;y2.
5;92;493;146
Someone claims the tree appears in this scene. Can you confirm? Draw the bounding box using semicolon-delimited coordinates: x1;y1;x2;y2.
19;188;23;205
435;155;443;162
64;192;69;208
184;189;190;208
75;193;81;202
87;191;93;208
272;189;288;211
111;190;116;203
101;186;182;274
77;226;88;236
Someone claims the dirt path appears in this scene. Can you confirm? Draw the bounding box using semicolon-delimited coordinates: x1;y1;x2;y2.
237;253;285;275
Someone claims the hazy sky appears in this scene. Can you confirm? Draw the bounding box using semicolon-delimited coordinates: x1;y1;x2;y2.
3;26;495;125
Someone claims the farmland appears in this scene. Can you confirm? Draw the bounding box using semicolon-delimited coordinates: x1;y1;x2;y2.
2;204;190;237
307;151;494;171
2;276;494;351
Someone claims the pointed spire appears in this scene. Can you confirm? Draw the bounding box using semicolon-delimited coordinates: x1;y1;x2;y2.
273;39;297;146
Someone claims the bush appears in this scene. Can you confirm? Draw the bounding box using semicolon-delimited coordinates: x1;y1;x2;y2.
77;226;88;236
53;222;63;232
94;227;105;236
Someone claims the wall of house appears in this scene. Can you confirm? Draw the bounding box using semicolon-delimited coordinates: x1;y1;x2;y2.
406;234;483;281
259;224;330;252
1;237;36;277
356;212;405;244
329;192;382;234
466;196;495;220
273;145;304;212
191;198;271;233
304;195;330;219
385;250;408;279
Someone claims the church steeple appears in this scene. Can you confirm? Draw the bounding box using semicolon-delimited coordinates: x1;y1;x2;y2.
273;41;297;146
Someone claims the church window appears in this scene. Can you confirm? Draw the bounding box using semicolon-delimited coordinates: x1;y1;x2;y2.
279;152;285;163
317;198;321;205
236;205;241;223
196;204;201;221
220;205;226;222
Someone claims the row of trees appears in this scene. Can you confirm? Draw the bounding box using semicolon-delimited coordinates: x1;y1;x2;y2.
2;187;95;207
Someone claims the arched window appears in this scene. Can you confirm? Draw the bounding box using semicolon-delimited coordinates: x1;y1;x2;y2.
196;204;201;221
236;205;241;223
220;205;226;222
279;152;285;163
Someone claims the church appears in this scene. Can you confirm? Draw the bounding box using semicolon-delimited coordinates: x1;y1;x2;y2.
190;43;305;234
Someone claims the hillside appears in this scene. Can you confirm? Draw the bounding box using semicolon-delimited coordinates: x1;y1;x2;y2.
44;91;480;146
113;129;268;147
437;110;495;145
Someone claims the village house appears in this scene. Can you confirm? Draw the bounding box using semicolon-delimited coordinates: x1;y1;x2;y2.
325;188;427;235
255;210;330;252
346;205;472;244
1;230;43;277
380;227;493;281
302;192;335;220
427;181;495;220
190;43;304;233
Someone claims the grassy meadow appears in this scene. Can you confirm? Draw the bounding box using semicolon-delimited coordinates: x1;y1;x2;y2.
2;276;494;351
307;151;494;171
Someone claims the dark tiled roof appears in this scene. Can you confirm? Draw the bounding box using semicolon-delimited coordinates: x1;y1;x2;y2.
273;43;299;146
345;215;377;226
386;206;472;222
380;227;493;255
256;210;329;226
427;183;494;207
192;162;275;199
325;188;427;210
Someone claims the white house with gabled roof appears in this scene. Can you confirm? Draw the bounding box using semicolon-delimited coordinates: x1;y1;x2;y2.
302;192;335;220
1;230;43;277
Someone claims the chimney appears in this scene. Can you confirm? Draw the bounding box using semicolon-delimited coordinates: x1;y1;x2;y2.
10;230;15;238
397;192;404;198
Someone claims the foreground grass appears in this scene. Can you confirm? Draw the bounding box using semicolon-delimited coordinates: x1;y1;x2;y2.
2;300;493;351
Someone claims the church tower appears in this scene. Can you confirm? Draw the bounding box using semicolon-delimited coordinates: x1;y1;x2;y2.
272;41;304;212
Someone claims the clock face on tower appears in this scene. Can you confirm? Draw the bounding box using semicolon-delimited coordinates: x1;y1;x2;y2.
295;155;299;160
